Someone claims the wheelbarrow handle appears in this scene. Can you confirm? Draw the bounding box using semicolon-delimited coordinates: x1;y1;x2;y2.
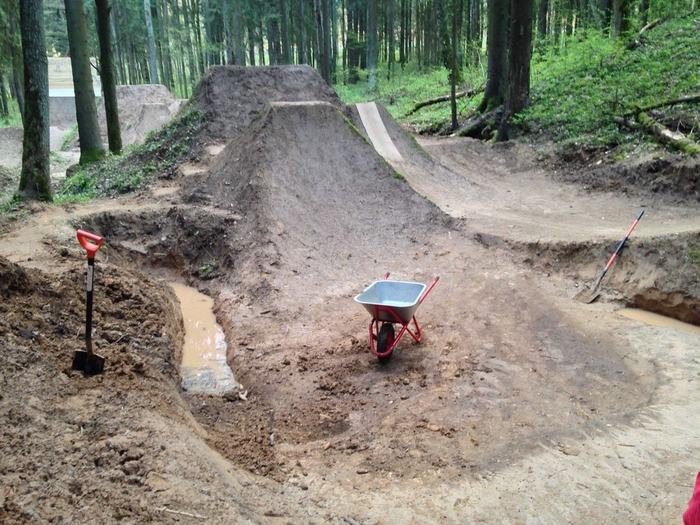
76;229;105;260
418;276;440;304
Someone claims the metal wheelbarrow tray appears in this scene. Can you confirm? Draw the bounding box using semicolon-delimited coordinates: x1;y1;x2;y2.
354;273;439;361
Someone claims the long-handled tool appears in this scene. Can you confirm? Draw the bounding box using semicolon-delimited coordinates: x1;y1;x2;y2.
72;229;106;375
576;209;645;304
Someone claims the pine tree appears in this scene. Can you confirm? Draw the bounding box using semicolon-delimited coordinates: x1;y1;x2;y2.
65;0;105;164
18;0;52;201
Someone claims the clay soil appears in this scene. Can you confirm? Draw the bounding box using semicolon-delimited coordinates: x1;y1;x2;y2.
1;66;700;524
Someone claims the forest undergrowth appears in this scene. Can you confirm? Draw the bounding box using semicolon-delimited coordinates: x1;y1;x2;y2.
337;13;700;150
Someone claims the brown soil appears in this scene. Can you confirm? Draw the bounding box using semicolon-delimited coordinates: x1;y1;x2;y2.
554;144;700;203
1;67;700;524
192;66;341;146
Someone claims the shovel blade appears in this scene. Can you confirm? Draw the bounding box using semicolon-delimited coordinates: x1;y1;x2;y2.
575;289;601;304
72;350;106;375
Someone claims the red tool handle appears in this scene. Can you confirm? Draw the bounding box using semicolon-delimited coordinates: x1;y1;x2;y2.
76;229;104;259
418;276;440;304
603;209;645;271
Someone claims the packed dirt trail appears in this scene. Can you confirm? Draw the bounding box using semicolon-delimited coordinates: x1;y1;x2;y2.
1;66;699;524
355;103;699;243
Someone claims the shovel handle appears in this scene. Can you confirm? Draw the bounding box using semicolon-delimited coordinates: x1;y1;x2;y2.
77;230;104;259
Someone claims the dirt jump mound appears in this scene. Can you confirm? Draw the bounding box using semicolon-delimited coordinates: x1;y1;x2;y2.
192;65;341;144
113;84;185;147
194;100;448;286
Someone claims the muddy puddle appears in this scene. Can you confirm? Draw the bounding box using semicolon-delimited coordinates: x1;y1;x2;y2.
170;282;240;394
619;308;700;337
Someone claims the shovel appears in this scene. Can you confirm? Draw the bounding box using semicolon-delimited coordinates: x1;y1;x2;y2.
72;229;106;375
575;209;645;304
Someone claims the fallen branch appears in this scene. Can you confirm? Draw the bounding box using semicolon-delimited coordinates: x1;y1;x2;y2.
405;86;484;116
615;113;700;154
627;17;665;49
454;107;502;138
622;94;700;117
156;507;208;520
639;17;664;36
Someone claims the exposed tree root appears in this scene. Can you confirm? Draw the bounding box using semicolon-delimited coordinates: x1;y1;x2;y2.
454;107;503;139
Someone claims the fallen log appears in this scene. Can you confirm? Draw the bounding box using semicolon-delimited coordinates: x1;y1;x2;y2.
635;111;700;154
627;18;665;49
615;112;700;154
454;107;502;139
622;94;700;117
405;86;484;116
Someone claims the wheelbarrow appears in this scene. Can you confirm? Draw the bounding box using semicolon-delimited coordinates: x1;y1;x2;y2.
354;273;440;361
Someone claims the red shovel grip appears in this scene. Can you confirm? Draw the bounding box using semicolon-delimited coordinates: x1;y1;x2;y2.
76;229;104;259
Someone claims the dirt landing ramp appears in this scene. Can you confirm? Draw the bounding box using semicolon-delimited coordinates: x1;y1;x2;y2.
354;102;700;243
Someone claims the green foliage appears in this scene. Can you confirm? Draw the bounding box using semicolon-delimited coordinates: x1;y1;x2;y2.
336;14;700;148
0;100;22;128
57;107;203;200
523;15;700;146
335;63;485;132
60;125;78;151
0;193;22;215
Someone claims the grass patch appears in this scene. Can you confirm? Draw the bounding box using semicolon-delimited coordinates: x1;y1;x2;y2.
60;125;79;151
57;107;203;200
0;100;22;128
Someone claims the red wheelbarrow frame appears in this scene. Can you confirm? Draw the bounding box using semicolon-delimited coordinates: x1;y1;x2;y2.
368;273;440;360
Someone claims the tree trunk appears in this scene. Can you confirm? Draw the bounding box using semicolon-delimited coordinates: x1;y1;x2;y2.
313;0;331;81
95;0;122;155
450;0;463;131
247;21;256;65
181;0;198;92
65;0;105;164
0;74;9;117
10;14;25;120
19;0;52;201
639;0;650;26
480;0;509;111
299;0;307;64
537;0;548;37
505;0;533;115
612;0;628;37
143;0;159;82
233;0;245;65
280;0;291;63
367;0;377;91
222;0;234;64
498;0;534;141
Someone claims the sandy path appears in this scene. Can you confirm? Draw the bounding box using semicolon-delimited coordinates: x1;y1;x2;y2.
356;107;699;242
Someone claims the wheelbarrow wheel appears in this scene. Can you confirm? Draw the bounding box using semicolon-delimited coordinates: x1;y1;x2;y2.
377;323;395;362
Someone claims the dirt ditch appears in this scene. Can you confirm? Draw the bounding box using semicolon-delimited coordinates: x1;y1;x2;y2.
496;232;700;325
